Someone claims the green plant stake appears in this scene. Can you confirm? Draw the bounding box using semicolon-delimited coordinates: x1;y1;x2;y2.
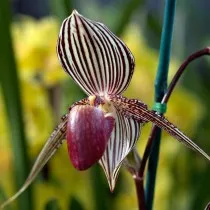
145;0;176;209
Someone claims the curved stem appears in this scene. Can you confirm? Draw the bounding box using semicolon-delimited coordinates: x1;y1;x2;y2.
138;46;210;209
139;125;157;178
162;47;210;103
134;176;146;210
139;47;210;176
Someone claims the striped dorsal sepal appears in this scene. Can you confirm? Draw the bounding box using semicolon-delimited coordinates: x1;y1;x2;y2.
57;10;135;96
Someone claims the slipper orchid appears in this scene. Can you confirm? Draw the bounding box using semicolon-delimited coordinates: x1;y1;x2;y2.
1;10;210;209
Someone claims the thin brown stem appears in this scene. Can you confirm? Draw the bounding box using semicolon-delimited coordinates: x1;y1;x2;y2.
139;47;210;179
139;125;157;178
162;47;210;103
134;175;146;210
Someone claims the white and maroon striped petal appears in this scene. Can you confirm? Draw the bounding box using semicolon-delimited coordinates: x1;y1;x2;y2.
99;107;141;191
57;10;135;96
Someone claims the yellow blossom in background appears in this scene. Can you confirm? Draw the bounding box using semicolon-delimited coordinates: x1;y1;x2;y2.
0;77;54;205
0;93;12;187
12;17;66;86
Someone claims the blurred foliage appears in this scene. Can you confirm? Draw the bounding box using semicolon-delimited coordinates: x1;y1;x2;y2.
44;199;60;210
114;0;143;36
12;17;66;86
0;14;209;210
69;196;84;210
0;1;33;210
51;0;72;22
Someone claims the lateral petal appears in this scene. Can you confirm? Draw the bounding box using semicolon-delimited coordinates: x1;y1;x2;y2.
0;98;89;209
0;115;68;209
111;95;210;162
57;10;135;96
99;107;141;191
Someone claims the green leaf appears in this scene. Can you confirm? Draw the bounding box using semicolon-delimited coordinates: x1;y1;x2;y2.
114;0;143;36
0;1;33;210
50;0;73;22
0;186;11;210
90;165;110;210
68;197;84;210
90;164;123;210
45;199;60;210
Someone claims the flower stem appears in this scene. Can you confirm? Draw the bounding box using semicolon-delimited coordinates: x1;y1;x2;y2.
138;46;210;210
145;0;176;209
50;0;73;22
115;0;143;36
139;48;210;175
134;175;146;210
162;47;210;103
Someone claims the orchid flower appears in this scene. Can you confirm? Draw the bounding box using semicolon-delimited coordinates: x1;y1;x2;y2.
1;10;210;209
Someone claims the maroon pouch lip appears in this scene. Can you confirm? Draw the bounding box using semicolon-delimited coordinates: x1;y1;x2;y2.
66;105;115;170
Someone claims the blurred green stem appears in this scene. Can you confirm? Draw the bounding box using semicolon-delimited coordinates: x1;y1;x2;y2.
51;0;72;22
0;186;10;210
90;165;110;210
145;0;176;209
68;196;84;210
45;199;60;210
0;1;33;210
115;0;143;36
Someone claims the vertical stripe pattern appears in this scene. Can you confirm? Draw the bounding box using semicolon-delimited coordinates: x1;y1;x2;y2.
99;107;141;190
57;10;135;96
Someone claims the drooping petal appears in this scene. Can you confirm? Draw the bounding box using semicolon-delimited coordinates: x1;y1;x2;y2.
67;105;115;170
0;115;68;209
57;10;135;96
99;106;141;191
0;98;89;209
204;202;210;210
111;95;210;162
